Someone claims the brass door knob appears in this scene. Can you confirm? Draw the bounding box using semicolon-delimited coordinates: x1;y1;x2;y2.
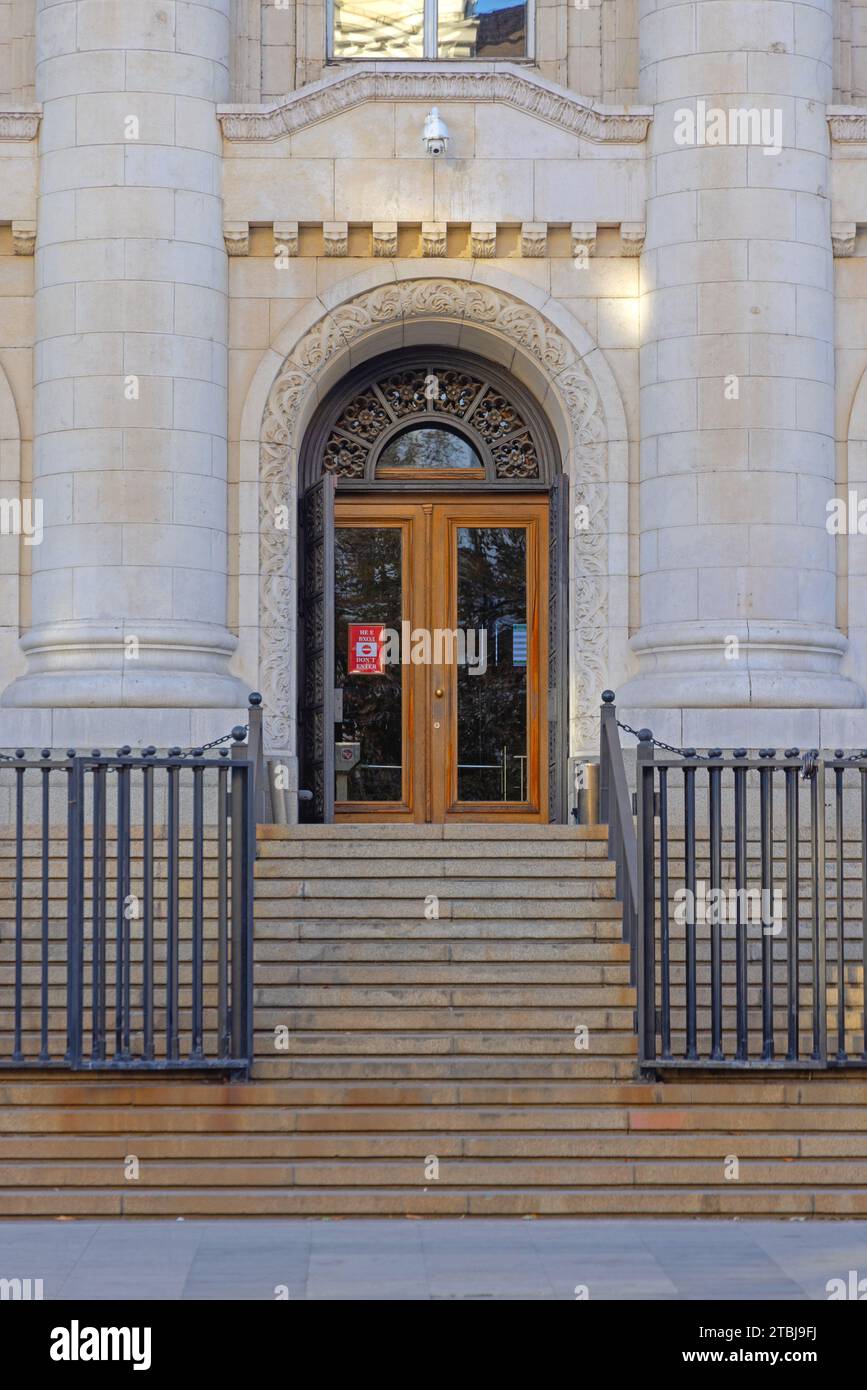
434;687;444;698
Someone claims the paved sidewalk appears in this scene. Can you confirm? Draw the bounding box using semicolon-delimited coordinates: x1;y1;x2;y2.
2;1219;866;1300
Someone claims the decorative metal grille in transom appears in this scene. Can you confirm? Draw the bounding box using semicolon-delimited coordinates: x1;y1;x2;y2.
321;365;541;481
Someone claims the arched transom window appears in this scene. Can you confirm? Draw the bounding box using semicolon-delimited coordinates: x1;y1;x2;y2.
321;363;542;483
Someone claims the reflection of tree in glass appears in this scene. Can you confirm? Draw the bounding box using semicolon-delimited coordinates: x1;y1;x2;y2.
378;426;481;470
334;528;403;801
456;527;527;801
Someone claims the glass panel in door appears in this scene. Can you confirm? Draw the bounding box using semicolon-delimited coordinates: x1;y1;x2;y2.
334;525;404;803
455;526;529;803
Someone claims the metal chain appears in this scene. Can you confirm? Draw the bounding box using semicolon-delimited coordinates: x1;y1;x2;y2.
172;724;249;760
616;719;724;761
0;722;249;763
616;718;867;772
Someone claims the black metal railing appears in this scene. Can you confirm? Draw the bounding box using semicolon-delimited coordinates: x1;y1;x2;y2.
0;702;262;1074
599;693;639;982
600;692;867;1071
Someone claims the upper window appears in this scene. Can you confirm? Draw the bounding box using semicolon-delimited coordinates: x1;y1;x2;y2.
331;0;529;62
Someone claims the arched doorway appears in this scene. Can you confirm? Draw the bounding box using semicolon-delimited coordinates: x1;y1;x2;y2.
297;348;568;824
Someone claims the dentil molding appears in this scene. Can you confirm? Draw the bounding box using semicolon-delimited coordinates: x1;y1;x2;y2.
219;64;652;144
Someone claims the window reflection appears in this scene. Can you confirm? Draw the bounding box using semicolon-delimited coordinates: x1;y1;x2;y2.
377;427;482;471
438;0;527;59
332;0;424;59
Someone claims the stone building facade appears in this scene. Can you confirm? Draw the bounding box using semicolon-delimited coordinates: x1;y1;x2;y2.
2;0;867;819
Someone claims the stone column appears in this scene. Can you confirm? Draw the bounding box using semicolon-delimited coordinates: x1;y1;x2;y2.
4;0;244;708
621;0;862;707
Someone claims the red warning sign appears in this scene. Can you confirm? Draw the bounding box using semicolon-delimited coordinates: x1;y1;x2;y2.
348;624;386;675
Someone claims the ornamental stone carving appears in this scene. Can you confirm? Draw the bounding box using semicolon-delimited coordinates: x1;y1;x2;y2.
422;222;447;257
521;223;547;257
372;222;398;257
0;108;41;140
219;65;652;144
832;223;857;257
323;222;348;256
471;223;497;258
258;279;611;753
274;222;299;256
223;221;249;256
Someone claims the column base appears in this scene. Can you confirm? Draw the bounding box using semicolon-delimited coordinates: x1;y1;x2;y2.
1;622;249;709
617;621;865;709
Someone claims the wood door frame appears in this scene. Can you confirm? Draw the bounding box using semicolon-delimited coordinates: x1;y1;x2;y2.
431;497;549;824
333;497;427;822
332;493;548;824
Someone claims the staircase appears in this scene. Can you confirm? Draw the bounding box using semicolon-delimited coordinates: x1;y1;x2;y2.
2;824;867;1217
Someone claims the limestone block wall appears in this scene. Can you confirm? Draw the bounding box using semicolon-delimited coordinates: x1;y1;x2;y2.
851;0;867;95
0;0;36;101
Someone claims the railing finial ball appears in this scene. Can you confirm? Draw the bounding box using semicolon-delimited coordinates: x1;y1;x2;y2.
708;749;722;759
638;728;653;742
231;725;248;743
733;748;747;759
15;748;25;759
785;747;800;758
168;746;182;758
601;689;615;704
40;748;51;759
144;746;156;758
91;750;101;759
835;748;845;760
248;691;262;707
65;749;76;759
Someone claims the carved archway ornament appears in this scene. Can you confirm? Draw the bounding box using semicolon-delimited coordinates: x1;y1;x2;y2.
259;278;611;759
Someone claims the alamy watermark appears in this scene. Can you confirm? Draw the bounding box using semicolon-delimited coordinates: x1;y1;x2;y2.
674;879;784;935
673;100;782;156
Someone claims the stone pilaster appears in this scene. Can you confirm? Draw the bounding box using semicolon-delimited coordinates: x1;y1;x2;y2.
3;0;244;709
621;0;862;707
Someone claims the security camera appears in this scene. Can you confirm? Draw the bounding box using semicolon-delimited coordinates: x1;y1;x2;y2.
423;107;450;157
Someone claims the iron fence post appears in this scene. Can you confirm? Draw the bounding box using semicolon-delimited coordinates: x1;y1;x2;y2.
599;691;614;825
636;730;656;1065
65;754;84;1068
230;726;254;1067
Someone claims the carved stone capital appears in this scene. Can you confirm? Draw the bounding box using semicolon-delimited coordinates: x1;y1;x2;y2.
470;222;497;259
372;221;398;257
223;221;249;256
571;222;597;261
323;221;348;256
274;221;299;257
0;107;41;141
12;221;36;256
421;222;447;257
832;222;857;257
828;107;867;142
620;222;646;256
521;223;547;257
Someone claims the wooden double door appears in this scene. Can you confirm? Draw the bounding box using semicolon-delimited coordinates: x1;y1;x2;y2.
332;494;549;823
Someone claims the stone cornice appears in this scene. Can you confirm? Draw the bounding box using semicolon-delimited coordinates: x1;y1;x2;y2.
0;106;41;141
218;64;652;145
828;106;867;142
